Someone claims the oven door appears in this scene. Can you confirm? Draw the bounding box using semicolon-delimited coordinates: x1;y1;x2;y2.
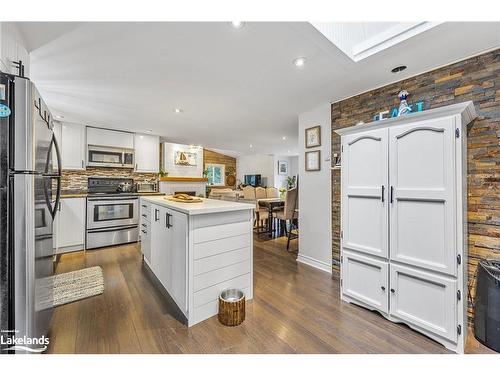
87;196;139;229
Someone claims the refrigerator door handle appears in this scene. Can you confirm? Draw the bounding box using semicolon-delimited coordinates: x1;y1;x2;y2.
44;134;62;220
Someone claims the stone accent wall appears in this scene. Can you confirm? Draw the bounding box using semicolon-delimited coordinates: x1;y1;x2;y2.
203;149;237;188
330;49;499;323
61;167;158;193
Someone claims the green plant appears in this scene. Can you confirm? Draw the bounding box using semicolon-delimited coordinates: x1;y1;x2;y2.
286;176;296;190
159;168;168;178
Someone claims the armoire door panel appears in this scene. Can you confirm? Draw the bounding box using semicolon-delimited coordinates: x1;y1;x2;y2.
389;117;456;275
390;263;457;343
342;251;388;313
342;128;389;258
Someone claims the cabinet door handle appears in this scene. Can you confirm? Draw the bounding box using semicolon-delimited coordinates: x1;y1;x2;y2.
142;214;147;218
141;204;147;208
381;185;385;202
141;230;147;234
154;209;159;222
390;288;395;293
165;212;172;228
390;186;394;203
141;223;147;227
81;159;84;168
381;286;386;291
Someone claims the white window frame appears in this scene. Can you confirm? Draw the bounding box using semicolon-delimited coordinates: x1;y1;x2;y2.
206;163;225;186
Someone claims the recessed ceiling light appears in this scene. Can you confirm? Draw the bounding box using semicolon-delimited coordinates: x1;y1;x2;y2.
282;136;286;140
391;65;407;73
174;108;183;113
230;21;244;29
293;57;306;68
249;144;253;148
287;150;291;153
55;115;64;119
146;129;153;133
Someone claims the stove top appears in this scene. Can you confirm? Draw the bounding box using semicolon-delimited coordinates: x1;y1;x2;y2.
88;177;136;195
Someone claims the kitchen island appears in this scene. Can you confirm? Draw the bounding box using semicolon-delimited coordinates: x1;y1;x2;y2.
140;196;255;326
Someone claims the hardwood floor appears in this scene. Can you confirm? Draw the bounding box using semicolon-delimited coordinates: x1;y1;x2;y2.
47;236;495;354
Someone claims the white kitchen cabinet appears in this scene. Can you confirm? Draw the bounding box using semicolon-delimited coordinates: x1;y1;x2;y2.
143;196;254;326
389;117;457;275
336;102;476;353
0;23;30;77
134;133;159;173
140;200;152;265
341;127;388;259
87;127;134;149
61;123;86;170
149;203;188;313
54;197;86;253
341;250;388;314
390;263;457;342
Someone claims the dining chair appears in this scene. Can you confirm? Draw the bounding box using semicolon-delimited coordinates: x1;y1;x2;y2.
274;187;298;251
266;187;279;198
255;187;266;199
242;186;256;200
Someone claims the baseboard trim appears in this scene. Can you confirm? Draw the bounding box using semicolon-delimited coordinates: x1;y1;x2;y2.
297;254;332;274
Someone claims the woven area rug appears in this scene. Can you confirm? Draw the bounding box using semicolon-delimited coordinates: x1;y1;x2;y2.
52;266;104;307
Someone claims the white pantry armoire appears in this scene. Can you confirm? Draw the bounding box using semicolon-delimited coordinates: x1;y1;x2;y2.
335;102;476;353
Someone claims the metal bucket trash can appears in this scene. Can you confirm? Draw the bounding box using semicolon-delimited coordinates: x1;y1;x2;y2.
218;289;245;326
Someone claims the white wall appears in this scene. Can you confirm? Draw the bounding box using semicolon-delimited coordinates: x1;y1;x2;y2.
163;142;204;177
236;154;275;187
297;103;332;273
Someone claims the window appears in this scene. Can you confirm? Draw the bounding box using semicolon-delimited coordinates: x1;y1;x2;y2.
206;164;225;186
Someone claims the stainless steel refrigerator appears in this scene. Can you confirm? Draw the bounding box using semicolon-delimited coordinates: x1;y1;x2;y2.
0;72;61;352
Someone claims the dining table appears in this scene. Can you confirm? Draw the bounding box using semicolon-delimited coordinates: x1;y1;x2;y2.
258;197;285;237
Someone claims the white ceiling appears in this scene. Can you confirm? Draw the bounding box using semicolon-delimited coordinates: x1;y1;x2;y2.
18;22;500;155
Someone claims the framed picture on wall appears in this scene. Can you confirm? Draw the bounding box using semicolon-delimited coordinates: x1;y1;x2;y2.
278;160;288;175
305;150;321;171
305;125;321;148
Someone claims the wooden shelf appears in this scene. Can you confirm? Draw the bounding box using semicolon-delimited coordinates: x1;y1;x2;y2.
159;176;208;182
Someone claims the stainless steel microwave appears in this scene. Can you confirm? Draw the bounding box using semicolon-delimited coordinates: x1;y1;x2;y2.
87;145;134;168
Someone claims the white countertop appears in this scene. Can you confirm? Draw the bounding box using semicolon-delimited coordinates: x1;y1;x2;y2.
141;195;255;215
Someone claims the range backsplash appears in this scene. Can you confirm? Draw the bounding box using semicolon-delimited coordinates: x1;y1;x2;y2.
61;167;158;193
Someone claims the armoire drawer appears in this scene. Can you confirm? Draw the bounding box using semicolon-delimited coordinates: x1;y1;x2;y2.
389;263;457;342
341;250;389;314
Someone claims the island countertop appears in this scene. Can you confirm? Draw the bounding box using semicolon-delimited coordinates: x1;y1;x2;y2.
140;196;255;215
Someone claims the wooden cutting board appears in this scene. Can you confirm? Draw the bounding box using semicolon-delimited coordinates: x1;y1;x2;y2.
165;196;203;203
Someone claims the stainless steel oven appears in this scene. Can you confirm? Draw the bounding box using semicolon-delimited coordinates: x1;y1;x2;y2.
86;177;139;249
87;195;138;230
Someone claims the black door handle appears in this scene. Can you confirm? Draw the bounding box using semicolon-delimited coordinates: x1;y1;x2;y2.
381;286;386;291
165;212;172;228
154;209;159;222
390;186;394;203
381;185;385;202
390;288;395;293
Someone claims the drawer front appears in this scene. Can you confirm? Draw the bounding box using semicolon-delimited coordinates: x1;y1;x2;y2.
342;250;389;313
194;234;251;260
194;221;249;244
389;263;457;342
193;273;251;308
140;201;151;222
193;260;250;292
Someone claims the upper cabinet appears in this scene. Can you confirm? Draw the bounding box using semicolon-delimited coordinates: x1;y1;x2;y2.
0;23;30;77
87;127;134;149
61;123;86;170
134;133;160;173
